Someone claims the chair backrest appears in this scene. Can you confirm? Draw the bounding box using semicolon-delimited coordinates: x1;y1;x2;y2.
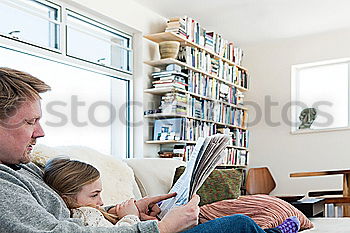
246;167;276;195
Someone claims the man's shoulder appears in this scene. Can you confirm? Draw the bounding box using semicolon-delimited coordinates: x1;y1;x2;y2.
0;162;43;180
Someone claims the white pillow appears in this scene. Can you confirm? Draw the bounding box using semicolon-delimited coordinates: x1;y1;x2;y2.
32;144;139;205
125;158;185;197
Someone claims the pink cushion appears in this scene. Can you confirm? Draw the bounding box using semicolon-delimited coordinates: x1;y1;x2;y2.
199;194;314;230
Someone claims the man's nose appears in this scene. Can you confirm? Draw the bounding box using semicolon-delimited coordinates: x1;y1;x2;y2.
33;122;45;138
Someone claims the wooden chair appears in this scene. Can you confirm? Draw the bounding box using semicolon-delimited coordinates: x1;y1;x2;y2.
246;167;276;195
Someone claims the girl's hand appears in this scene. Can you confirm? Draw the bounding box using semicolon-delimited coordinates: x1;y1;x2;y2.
117;198;140;218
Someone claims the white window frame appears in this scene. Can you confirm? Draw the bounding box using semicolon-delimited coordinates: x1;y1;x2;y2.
0;0;135;158
0;0;62;52
291;58;350;134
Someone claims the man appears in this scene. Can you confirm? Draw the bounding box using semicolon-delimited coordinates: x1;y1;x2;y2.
0;68;199;233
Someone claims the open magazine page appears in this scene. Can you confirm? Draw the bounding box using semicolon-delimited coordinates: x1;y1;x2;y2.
188;137;211;195
158;134;229;219
189;135;229;197
158;137;205;219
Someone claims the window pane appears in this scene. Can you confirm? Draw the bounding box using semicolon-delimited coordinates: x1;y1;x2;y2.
295;62;348;130
66;12;132;72
0;46;129;159
0;0;60;49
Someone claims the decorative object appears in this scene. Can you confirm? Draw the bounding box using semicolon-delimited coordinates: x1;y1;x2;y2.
299;108;317;129
158;41;180;59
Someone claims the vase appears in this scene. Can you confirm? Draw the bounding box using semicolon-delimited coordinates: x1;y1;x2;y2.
159;41;180;59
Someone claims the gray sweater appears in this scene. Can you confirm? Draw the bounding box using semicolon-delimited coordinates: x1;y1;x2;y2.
0;163;160;233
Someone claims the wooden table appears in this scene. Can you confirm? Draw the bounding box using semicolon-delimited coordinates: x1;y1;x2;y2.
290;169;350;217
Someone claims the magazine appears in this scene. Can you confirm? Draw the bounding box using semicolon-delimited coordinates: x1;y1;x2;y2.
158;134;230;219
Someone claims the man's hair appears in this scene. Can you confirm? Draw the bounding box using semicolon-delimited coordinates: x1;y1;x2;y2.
0;67;51;119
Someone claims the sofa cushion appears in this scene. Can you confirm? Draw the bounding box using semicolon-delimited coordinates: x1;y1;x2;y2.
173;166;242;206
199;194;314;230
125;158;185;197
32;144;140;205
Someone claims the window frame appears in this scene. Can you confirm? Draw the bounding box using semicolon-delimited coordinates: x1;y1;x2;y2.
65;9;133;73
0;0;134;158
291;58;350;134
0;0;62;52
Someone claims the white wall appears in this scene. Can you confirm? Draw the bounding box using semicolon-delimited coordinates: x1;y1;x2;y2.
69;0;165;158
242;28;350;195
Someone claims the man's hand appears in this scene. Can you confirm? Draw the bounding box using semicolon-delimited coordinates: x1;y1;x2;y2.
158;195;200;233
135;193;177;220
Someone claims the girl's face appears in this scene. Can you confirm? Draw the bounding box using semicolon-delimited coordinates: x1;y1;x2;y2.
75;178;104;206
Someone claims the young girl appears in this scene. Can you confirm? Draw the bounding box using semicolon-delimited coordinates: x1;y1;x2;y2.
44;157;300;233
43;157;140;227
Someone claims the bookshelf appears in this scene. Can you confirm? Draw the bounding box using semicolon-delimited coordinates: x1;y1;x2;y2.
144;32;247;71
144;16;250;168
144;58;248;91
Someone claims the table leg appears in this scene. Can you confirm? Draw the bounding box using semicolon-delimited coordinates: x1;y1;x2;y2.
343;174;350;217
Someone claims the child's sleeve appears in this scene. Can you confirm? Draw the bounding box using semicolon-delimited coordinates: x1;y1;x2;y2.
72;207;113;227
116;215;141;227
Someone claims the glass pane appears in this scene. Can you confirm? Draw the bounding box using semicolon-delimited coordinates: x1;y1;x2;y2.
0;0;60;49
0;46;129;159
66;13;131;72
296;63;348;130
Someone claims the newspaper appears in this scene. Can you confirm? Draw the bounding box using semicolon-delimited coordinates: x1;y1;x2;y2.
158;134;230;219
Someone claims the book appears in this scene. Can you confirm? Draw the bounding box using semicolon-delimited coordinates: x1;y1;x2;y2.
158;134;230;218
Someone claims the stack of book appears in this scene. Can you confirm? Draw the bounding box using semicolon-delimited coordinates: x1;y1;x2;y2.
160;93;187;115
204;31;214;51
221;149;248;166
213;104;247;128
151;70;188;90
165;17;187;39
165;16;245;66
217;127;249;148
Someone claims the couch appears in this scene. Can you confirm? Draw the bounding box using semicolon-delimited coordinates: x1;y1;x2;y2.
32;144;350;233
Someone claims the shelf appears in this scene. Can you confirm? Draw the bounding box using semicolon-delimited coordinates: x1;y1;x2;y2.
144;88;248;111
144;32;247;71
145;140;248;151
216;164;247;168
144;58;248;92
145;140;194;144
145;113;247;130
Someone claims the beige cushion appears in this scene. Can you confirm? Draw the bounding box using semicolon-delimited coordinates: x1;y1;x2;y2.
32;144;141;205
125;158;185;196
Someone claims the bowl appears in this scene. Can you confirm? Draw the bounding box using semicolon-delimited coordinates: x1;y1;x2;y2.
159;41;180;59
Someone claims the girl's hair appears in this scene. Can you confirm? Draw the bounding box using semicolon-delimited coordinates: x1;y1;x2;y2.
43;157;118;224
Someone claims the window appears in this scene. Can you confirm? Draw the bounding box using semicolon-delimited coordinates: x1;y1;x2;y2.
0;0;134;158
0;46;130;158
291;59;350;133
66;11;132;73
0;0;133;73
0;0;60;50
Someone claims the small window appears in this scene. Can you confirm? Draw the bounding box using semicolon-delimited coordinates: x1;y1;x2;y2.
0;0;60;49
291;59;350;132
66;11;132;73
